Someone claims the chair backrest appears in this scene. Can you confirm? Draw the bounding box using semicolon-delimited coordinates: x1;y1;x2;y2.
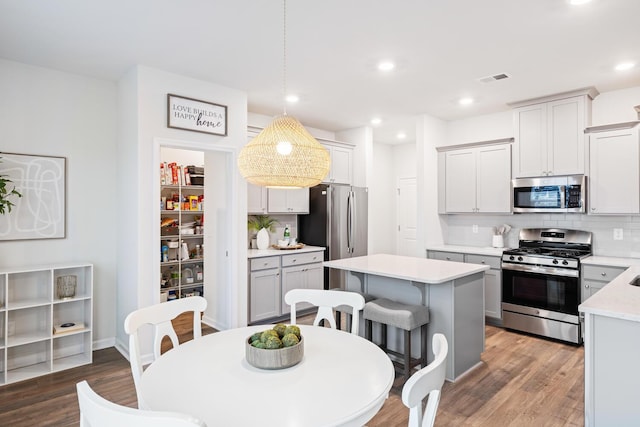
284;289;365;334
76;380;206;427
401;333;448;427
123;296;207;406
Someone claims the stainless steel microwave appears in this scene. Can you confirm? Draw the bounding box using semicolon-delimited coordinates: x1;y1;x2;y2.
512;175;586;213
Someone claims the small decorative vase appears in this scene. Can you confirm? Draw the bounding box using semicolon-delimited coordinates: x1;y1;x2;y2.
256;228;270;250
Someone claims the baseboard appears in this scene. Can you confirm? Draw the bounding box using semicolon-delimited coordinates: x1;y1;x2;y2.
93;336;116;350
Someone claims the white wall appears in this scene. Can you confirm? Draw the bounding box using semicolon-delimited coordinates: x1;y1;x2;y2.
0;59;118;349
115;66;248;355
445;110;512;146
370;143;395;254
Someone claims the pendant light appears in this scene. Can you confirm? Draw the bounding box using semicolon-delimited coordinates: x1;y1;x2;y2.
238;0;330;189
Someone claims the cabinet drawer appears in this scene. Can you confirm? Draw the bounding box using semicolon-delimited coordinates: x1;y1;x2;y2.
465;254;501;269
281;251;324;267
428;251;464;262
582;265;626;282
250;257;280;271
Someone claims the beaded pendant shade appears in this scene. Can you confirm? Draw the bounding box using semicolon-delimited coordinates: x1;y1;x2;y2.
238;115;330;188
237;0;330;189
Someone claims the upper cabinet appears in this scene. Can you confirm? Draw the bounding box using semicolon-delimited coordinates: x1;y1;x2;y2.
267;188;309;213
247;184;268;214
511;88;598;178
586;121;640;214
438;140;512;214
319;140;354;184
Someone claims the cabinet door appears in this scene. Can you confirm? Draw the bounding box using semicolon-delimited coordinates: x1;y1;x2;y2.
476;145;511;213
247;183;268;214
329;146;353;184
589;127;640;214
250;268;281;322
548;96;585;176
305;263;324;291
582;279;607;303
514;103;547;178
281;265;310;314
267;188;309;213
427;251;464;262
484;269;502;320
444;149;477;212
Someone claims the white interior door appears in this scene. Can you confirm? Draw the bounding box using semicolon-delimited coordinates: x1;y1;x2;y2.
396;177;417;256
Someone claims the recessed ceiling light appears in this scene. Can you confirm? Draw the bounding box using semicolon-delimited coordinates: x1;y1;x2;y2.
615;62;636;71
397;132;407;140
285;94;299;103
459;97;474;106
370;117;382;126
569;0;591;5
377;61;395;72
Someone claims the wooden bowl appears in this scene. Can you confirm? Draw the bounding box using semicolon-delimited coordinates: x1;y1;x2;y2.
245;335;304;369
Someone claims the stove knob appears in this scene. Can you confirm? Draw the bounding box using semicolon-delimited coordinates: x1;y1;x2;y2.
509;255;515;261
562;260;569;266
517;256;523;261
552;259;559;265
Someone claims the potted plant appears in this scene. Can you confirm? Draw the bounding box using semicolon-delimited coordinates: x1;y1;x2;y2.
0;158;21;214
248;215;278;250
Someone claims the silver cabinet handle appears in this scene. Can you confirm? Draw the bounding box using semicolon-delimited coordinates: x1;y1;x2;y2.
601;272;607;277
585;284;590;288
445;257;451;261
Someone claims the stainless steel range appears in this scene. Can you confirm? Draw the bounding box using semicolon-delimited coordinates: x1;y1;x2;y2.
501;228;592;344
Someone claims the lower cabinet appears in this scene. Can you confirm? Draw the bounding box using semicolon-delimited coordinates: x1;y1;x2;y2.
581;264;626;302
427;250;502;324
249;251;323;323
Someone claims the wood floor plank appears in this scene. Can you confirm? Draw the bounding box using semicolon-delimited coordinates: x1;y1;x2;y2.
0;315;584;427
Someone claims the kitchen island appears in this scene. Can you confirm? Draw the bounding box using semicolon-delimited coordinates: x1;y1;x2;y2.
324;253;489;381
579;264;640;427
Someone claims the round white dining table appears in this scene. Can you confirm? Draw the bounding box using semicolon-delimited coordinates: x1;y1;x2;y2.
139;324;395;427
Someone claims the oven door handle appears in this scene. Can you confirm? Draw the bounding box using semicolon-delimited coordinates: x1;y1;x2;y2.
501;263;579;278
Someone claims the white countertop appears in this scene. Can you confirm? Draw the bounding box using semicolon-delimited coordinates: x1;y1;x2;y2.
582;255;640;268
323;253;489;284
579;266;640;322
426;245;508;257
247;245;325;259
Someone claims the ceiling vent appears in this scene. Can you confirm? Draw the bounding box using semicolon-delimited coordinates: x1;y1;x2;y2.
477;73;510;84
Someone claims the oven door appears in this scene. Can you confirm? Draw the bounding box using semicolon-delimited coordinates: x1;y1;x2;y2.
502;265;579;315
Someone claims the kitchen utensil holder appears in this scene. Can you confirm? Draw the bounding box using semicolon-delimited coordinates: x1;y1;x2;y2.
492;235;504;248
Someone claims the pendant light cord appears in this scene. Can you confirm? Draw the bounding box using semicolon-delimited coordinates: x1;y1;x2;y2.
282;0;287;116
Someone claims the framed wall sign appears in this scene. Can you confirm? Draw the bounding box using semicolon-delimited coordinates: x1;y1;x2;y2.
167;94;228;136
0;152;66;240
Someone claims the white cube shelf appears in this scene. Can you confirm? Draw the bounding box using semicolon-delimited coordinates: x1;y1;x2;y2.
0;263;93;386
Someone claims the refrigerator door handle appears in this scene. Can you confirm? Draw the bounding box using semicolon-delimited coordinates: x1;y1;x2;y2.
347;190;355;253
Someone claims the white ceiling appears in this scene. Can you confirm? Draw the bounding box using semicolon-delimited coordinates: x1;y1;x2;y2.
1;0;639;144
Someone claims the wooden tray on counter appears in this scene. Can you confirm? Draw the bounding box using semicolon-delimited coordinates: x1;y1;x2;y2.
271;243;305;250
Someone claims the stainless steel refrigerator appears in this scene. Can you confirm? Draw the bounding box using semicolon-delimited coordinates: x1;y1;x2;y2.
299;184;368;289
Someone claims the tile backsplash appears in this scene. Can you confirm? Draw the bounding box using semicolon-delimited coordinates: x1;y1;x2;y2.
247;214;299;248
443;213;640;258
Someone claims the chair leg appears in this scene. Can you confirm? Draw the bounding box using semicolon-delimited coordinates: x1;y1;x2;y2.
404;329;411;382
421;324;428;369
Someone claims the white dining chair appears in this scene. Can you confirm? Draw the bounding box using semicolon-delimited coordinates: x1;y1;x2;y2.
284;288;365;334
124;296;207;407
401;333;448;427
76;380;206;427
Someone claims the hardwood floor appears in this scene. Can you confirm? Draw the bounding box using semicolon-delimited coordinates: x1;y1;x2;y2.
0;315;584;426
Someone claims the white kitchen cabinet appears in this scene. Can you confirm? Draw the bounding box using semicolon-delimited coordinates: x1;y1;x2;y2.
426;250;502;324
438;141;512;214
248;250;324;323
512;89;597;178
581;264;626;303
249;257;281;323
267;188;309;213
320;141;353;184
247;183;268;214
0;263;93;386
586;122;640;215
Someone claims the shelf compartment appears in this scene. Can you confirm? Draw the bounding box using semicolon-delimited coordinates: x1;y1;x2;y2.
52;331;92;372
0;349;4;385
6;305;52;347
6;340;51;384
53;266;92;301
53;299;91;335
7;270;52;308
0;273;5;310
